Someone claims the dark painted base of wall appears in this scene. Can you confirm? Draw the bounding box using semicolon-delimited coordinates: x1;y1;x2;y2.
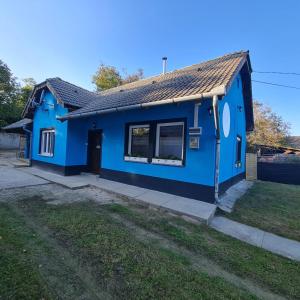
30;160;246;203
219;172;246;195
99;168;216;203
31;160;87;176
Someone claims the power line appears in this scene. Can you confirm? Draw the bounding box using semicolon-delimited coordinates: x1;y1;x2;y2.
253;70;300;76
252;80;300;90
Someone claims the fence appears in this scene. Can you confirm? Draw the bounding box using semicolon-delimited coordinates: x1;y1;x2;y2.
246;153;257;180
257;154;300;185
0;132;20;149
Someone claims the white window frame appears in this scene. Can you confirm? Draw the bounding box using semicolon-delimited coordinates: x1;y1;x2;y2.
125;124;150;163
153;121;184;166
40;129;55;157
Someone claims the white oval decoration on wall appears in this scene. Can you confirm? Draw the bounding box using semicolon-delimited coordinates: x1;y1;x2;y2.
222;102;230;138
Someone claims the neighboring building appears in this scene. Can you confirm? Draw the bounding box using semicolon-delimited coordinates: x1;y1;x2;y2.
5;51;254;203
254;144;300;156
287;136;300;150
2;118;32;157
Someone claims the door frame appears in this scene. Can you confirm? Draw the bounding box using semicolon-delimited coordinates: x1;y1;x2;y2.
87;129;102;174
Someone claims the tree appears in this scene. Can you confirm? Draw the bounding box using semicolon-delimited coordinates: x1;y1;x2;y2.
92;64;122;92
92;64;144;91
0;59;36;127
16;78;36;112
247;101;290;149
0;60;19;127
122;68;144;85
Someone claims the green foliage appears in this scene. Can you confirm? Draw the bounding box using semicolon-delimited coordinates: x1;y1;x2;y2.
92;64;122;91
247;101;290;150
17;78;36;113
0;59;35;127
93;63;143;91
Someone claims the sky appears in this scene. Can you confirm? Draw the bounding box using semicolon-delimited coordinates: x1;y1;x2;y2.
1;0;300;135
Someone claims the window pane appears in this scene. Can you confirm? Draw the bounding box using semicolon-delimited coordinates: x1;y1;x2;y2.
40;130;55;155
130;127;149;157
236;136;242;162
46;133;49;153
43;133;47;153
158;125;183;160
49;132;53;155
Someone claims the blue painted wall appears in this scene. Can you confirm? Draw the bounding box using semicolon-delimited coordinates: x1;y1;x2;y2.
31;73;247;188
32;91;69;165
66;101;217;186
219;75;246;183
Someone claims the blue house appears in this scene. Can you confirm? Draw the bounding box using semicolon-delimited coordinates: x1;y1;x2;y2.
17;51;254;203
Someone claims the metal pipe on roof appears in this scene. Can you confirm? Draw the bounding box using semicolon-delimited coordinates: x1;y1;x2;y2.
57;85;227;121
162;57;167;74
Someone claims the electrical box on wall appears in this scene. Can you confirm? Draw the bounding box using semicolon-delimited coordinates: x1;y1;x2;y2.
188;127;202;149
189;136;199;149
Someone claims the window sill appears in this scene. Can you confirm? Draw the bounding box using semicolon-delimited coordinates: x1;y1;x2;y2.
124;156;148;163
39;153;54;157
152;158;183;166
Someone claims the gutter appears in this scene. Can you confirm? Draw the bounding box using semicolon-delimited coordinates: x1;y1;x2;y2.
57;85;227;121
22;126;32;166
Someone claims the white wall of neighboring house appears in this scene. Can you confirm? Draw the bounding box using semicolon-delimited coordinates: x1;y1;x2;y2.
0;132;20;149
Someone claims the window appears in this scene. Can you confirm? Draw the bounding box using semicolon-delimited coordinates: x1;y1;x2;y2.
40;129;55;156
236;135;242;166
153;122;184;166
125;125;150;162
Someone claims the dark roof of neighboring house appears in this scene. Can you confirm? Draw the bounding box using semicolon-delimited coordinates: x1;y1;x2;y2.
23;51;254;130
2;118;32;133
254;144;300;154
287;136;300;149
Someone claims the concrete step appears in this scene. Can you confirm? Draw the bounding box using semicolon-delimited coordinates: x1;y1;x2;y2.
20;167;89;189
82;175;217;224
20;168;216;224
218;180;253;213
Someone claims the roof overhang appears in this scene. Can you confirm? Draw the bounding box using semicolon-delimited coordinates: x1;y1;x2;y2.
2;118;32;134
57;85;227;121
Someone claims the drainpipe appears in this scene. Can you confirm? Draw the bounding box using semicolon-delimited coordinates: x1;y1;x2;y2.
212;95;221;203
23;126;32;166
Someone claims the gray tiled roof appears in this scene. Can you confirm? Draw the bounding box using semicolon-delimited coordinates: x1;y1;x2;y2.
66;51;251;117
46;77;98;107
22;77;99;118
2;118;32;130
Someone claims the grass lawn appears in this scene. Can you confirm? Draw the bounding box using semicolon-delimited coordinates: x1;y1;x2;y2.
1;195;300;299
223;181;300;242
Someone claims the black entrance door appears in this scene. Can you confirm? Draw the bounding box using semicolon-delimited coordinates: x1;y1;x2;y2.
87;130;102;174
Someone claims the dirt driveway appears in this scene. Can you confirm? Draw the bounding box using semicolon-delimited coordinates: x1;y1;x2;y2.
0;151;48;189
